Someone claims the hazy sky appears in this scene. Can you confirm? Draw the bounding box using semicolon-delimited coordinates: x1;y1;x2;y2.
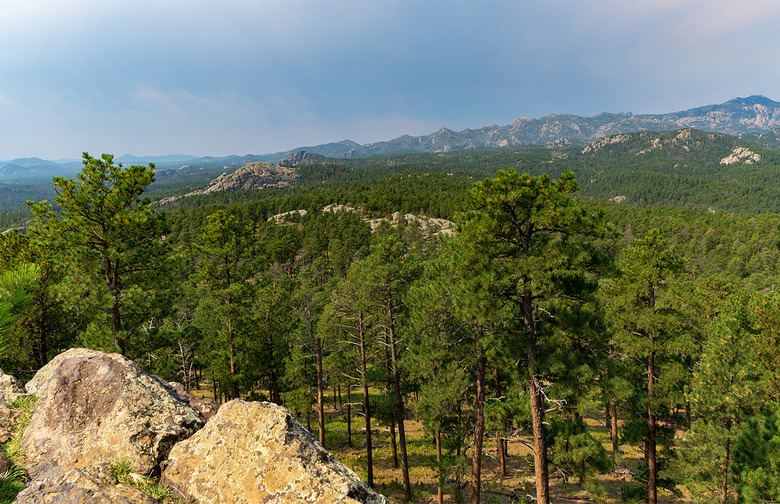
2;0;780;159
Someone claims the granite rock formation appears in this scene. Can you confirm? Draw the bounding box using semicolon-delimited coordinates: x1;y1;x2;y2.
162;400;389;504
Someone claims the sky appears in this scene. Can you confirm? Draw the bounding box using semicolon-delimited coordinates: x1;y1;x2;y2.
2;0;780;160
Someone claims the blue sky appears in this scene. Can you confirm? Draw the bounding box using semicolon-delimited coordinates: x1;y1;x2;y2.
2;0;780;159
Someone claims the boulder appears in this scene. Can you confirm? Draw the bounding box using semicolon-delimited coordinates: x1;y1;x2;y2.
0;369;25;443
13;464;161;504
25;348;105;397
0;370;25;405
22;348;204;475
162;400;388;504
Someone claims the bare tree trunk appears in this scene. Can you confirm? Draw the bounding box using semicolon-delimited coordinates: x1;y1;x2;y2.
385;336;399;469
390;419;399;469
494;367;507;478
524;286;549;504
360;327;374;488
269;332;281;404
610;402;619;460
388;321;411;503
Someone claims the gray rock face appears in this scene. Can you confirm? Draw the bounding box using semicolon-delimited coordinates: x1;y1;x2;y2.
22;348;204;475
162;400;389;504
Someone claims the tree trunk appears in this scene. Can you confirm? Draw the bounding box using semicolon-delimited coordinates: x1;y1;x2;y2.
471;346;486;504
390;419;399;469
498;435;507;478
495;367;507;478
721;421;732;504
388;320;411;503
611;402;619;460
647;345;657;504
269;332;281;404
347;384;353;448
437;430;444;504
524;285;549;504
360;326;374;488
229;331;239;399
385;335;399;469
316;336;326;446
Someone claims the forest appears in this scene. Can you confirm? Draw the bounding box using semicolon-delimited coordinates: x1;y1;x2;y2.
1;148;780;504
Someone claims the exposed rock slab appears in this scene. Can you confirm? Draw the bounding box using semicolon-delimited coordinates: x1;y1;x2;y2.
22;348;204;475
162;400;388;504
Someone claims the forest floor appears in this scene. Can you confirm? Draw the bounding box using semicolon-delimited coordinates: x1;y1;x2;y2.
195;384;693;503
313;402;693;504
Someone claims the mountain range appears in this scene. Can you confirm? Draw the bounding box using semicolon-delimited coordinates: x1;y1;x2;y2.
265;95;780;160
3;95;780;179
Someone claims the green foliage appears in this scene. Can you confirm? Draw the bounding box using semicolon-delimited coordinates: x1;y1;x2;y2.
0;465;27;504
34;152;170;355
732;402;780;502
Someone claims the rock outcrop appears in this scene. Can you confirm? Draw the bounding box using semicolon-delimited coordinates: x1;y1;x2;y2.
278;150;333;167
200;162;298;193
720;146;762;165
1;349;385;503
162;400;388;504
22;348;204;475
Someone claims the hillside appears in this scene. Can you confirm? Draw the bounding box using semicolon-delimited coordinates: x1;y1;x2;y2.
151;128;780;217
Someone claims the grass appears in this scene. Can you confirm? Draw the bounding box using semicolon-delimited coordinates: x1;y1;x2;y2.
110;456;188;504
0;394;36;504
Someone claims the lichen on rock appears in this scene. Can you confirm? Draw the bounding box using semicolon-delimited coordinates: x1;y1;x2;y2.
162;399;389;504
22;348;204;475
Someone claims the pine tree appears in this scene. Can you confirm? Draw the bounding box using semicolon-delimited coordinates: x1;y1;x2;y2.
38;152;168;354
458;169;607;504
192;209;256;399
605;228;688;504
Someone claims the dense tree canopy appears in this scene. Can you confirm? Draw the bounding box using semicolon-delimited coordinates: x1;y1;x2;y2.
2;151;780;504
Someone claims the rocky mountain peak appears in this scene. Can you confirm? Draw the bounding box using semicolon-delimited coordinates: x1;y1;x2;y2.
278;150;333;167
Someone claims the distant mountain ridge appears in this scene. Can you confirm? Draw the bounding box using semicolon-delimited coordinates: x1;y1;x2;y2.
4;95;780;178
269;95;780;160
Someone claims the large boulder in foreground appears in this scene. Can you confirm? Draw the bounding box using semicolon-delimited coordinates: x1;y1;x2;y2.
162;400;388;504
22;348;204;475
